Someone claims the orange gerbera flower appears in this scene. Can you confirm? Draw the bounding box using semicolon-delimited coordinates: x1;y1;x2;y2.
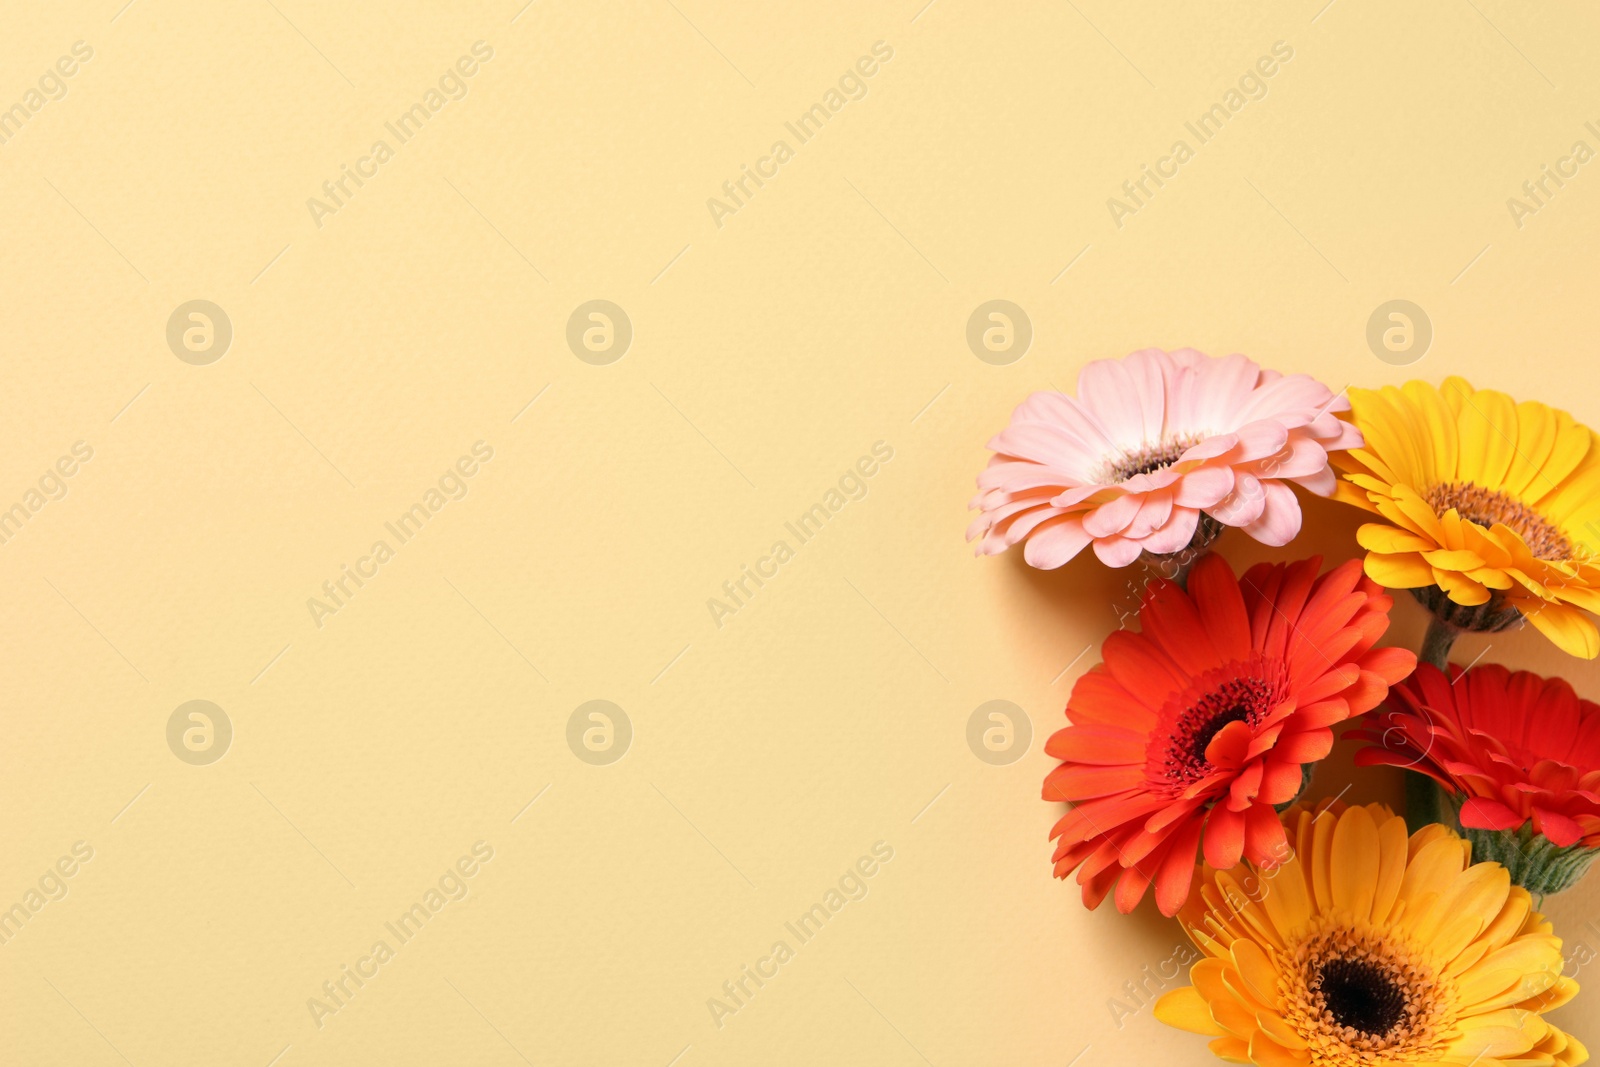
1157;802;1586;1066
1043;554;1415;915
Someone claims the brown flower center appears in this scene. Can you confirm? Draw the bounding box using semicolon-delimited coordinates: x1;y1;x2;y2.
1283;921;1454;1062
1317;958;1405;1037
1104;434;1203;483
1424;481;1573;559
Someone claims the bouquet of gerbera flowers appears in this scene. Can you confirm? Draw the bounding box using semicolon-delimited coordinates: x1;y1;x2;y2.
974;352;1595;1066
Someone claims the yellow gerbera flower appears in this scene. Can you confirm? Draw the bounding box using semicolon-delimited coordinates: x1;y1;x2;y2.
1333;377;1600;658
1155;802;1587;1066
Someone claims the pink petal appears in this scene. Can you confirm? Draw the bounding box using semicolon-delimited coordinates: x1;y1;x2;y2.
1241;480;1302;546
1082;493;1144;538
1022;517;1092;569
1092;535;1143;568
1172;465;1235;508
1210;472;1266;527
1140;507;1200;554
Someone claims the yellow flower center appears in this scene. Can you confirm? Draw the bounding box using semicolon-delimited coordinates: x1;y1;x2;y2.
1425;481;1573;559
1280;921;1455;1063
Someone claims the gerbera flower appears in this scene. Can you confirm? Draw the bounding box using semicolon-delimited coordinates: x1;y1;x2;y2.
1333;377;1600;658
969;348;1361;569
1042;554;1414;915
1156;801;1587;1066
1353;662;1600;895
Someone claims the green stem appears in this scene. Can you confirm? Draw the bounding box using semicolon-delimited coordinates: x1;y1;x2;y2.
1406;616;1458;834
1405;771;1446;836
1419;616;1459;671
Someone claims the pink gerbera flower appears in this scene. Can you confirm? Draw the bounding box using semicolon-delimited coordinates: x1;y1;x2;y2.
968;348;1362;568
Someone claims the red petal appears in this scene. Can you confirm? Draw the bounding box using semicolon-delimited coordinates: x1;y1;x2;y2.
1067;668;1156;730
1228;761;1264;810
1187;553;1252;660
1204;720;1253;768
1274;727;1334;764
1101;631;1188;713
1114;862;1155;913
1458;796;1524;831
1154;817;1205;916
1079;861;1121;911
1359;644;1418;685
1533;807;1585;847
1297;697;1353;729
1043;762;1142;802
1140;579;1220;677
1203;805;1246;870
1258;758;1305;804
1243;802;1290;867
1044;724;1146;765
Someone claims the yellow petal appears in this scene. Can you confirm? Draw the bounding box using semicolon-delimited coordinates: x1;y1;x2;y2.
1208;985;1259;1039
1311;808;1337;914
1477;887;1534;953
1529;413;1600;513
1503;400;1560;497
1522;602;1600;659
1446;937;1494;979
1230;940;1280;1007
1329;805;1379;923
1364;551;1434;589
1358;525;1436;554
1437;862;1511;945
1403;378;1459;485
1446;1007;1549;1059
1408;822;1457;861
1455;965;1522;1010
1356;389;1428;487
1423;548;1487;571
1207;1036;1252;1063
1332;479;1380;513
1466;566;1517;591
1464;388;1519;491
1458;939;1566;1010
1369;810;1410;926
1540;452;1600;526
1255;1010;1308;1051
1248;1030;1311;1067
1510;974;1579;1014
1154;986;1224;1036
1400;836;1466;909
1437;568;1492;605
1258;852;1312;941
1439;376;1478;418
1455;398;1493;489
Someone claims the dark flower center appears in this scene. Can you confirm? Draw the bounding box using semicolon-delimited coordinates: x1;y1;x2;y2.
1317;958;1406;1037
1424;481;1573;560
1105;435;1203;484
1152;664;1285;792
1189;706;1251;763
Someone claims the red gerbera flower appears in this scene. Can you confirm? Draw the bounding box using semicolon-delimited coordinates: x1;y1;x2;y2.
1043;553;1415;915
1354;662;1600;848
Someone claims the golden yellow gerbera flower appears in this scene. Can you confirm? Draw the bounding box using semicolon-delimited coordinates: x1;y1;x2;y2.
1333;377;1600;658
1155;802;1587;1066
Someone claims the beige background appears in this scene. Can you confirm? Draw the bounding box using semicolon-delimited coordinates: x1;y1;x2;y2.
3;0;1599;1063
